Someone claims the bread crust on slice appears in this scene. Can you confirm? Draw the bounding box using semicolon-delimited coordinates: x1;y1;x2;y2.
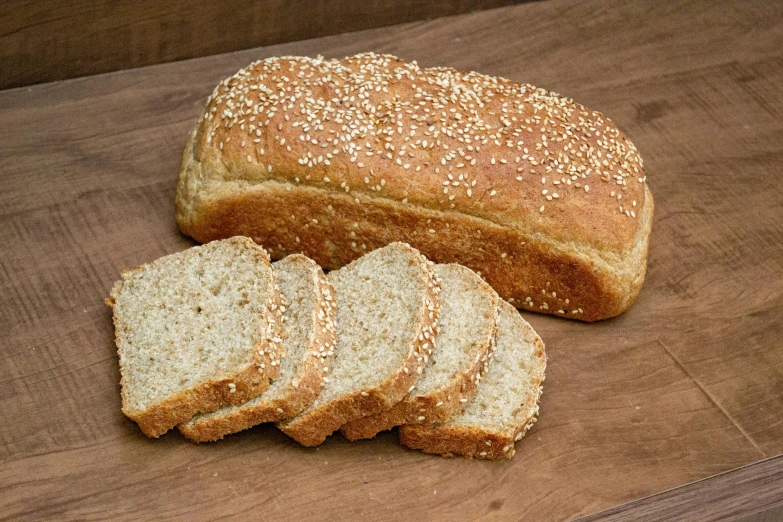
107;237;285;438
399;301;545;460
178;255;336;442
341;264;498;441
277;242;441;447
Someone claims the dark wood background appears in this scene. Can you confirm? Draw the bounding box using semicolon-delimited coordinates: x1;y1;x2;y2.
1;0;782;520
0;0;524;89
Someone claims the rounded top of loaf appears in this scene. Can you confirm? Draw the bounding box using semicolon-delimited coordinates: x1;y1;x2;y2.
191;52;649;255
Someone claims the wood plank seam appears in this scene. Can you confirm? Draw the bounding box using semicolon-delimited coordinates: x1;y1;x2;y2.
659;340;766;459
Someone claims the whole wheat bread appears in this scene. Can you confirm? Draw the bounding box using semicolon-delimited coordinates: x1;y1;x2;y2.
176;52;653;322
177;254;336;442
341;263;498;441
398;301;545;460
107;237;284;438
277;242;440;447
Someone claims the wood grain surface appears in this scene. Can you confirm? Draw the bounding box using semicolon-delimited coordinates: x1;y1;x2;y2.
0;0;524;90
1;0;782;520
578;456;783;522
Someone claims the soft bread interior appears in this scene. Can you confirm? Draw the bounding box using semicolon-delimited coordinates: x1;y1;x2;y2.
112;238;273;413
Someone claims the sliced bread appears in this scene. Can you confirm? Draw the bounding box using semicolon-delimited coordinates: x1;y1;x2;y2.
178;254;336;442
277;242;441;447
107;236;285;438
340;263;498;441
398;301;546;460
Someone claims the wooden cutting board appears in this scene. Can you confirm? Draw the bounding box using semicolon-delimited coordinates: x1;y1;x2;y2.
1;1;781;519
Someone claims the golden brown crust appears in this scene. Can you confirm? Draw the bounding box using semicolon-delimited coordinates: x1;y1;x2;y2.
399;303;546;460
124;357;279;439
399;424;517;461
177;255;336;442
277;243;441;447
340;266;498;441
175;53;653;321
107;237;285;438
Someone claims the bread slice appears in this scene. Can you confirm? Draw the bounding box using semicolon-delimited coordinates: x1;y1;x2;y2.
177;254;336;442
107;236;285;438
277;242;441;447
340;263;498;441
398;301;546;460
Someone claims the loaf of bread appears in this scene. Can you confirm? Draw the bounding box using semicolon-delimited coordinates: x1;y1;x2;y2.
176;52;653;322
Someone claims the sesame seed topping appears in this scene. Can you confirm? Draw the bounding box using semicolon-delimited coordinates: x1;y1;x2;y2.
204;52;646;239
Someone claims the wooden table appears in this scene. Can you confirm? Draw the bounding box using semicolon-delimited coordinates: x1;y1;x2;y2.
2;1;781;519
